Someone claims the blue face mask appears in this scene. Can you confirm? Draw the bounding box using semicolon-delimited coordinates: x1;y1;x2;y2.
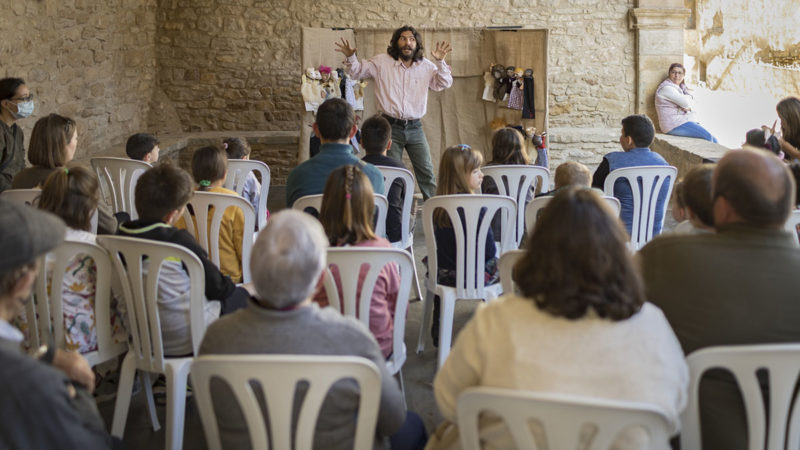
12;100;34;119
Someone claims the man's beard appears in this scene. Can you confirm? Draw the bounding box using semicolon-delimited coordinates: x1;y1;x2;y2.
399;46;414;61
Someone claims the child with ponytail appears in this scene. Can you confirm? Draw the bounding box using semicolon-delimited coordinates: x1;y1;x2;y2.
36;166;126;353
313;164;400;358
180;145;246;283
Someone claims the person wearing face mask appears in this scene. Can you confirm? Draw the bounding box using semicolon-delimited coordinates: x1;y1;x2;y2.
0;78;34;193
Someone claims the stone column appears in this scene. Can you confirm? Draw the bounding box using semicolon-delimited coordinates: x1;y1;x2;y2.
629;0;690;131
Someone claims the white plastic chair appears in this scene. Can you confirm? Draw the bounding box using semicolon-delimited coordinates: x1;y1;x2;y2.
784;209;800;245
181;191;256;283
416;195;516;368
498;249;525;296
292;193;389;239
224;159;270;230
457;387;671;450
1;188;41;206
525;195;621;235
482;165;550;247
292;193;323;215
192;355;381;450
90;157;152;220
603;166;677;250
681;344;800;450
323;247;414;384
31;241;127;367
98;235;208;450
376;165;423;301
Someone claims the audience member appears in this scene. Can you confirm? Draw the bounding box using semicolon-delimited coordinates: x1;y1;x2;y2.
639;148;800;450
177;145;246;283
0;78;33;193
360;115;407;243
12;113;78;189
789;161;800;208
199;209;423;449
773;96;800;161
670;164;715;235
654;62;717;142
286;98;384;207
481;127;533;237
743;128;782;157
429;187;688;449
0;198;113;448
222;136;267;221
118;163;251;355
429;144;497;346
312;164;400;358
36;167;126;353
125;132;160;163
539;160;593;197
592;114;671;236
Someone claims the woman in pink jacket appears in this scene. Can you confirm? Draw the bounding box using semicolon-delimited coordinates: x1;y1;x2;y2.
655;63;718;143
313;164;400;359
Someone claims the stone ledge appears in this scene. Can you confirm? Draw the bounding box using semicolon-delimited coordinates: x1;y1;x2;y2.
652;133;729;177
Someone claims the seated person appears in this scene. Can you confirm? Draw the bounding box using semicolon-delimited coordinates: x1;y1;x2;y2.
118;162;251;355
428;187;688;450
199;209;424;449
360;115;407;243
125;132;160;163
539;160;593;196
481;127;533;238
592;114;670;236
286;98;384;207
176;146;246;283
222;137;269;222
670;164;714;235
0;199;113;449
313;165;400;358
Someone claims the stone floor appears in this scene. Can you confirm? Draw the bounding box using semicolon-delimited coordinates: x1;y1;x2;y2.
98;189;680;448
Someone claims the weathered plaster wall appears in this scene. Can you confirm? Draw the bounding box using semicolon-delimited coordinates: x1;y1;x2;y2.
686;0;800;97
0;0;159;159
156;0;637;135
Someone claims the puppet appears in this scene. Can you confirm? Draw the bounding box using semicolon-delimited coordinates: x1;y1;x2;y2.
507;67;524;110
492;64;507;102
522;68;535;119
301;67;324;112
319;65;341;100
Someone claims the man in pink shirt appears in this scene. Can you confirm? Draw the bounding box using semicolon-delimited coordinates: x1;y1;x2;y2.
336;26;453;200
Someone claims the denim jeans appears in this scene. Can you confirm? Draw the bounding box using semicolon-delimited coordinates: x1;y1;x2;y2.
667;121;718;143
387;122;437;200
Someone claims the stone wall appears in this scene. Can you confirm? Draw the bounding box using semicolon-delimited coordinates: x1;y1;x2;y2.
0;0;158;159
155;0;637;135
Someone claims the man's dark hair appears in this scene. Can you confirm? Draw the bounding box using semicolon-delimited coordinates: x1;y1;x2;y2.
621;114;655;148
360;115;392;155
387;25;424;62
134;162;194;221
315;98;355;142
126;133;159;160
681;163;715;227
0;78;26;101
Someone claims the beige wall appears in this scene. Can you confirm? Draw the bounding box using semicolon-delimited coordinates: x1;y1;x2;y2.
156;0;638;133
0;0;158;158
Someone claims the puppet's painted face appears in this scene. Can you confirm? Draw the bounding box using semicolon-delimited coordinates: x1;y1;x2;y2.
321;72;330;82
492;66;503;79
506;67;515;77
524;69;533;77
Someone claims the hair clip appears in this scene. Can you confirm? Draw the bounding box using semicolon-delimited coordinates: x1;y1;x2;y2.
456;144;472;151
199;180;211;187
63;167;69;174
345;193;351;199
223;143;228;149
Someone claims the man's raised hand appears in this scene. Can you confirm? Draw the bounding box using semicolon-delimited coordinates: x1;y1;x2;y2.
431;41;452;61
335;38;356;58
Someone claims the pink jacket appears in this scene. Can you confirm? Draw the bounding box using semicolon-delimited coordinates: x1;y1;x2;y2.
655;79;697;133
312;238;400;358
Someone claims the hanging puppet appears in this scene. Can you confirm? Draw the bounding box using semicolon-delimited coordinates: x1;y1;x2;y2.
507;68;524;110
301;67;324;112
482;65;496;102
492;64;507;102
319;65;341;100
522;68;535;119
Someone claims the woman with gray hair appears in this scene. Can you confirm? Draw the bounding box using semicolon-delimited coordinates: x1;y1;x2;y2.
199;209;408;449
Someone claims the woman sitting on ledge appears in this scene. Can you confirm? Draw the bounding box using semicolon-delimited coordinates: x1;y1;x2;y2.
655;63;718;143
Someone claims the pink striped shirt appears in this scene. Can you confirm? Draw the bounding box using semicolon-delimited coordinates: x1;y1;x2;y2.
345;53;453;120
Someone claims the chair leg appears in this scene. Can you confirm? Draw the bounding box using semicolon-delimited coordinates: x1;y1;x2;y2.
111;352;136;438
408;244;423;301
140;371;161;431
395;370;407;411
164;362;192;450
416;289;434;354
437;295;456;369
